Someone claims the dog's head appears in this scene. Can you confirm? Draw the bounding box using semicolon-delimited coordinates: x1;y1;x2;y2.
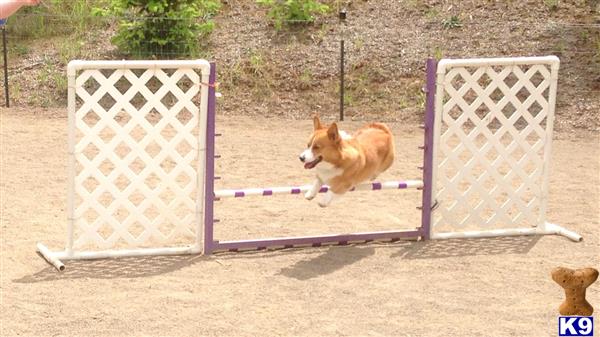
299;115;342;169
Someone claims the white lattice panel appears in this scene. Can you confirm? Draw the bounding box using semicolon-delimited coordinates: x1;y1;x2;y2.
67;60;210;252
431;57;560;236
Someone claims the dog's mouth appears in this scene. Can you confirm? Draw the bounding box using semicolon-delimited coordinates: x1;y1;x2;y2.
304;156;322;169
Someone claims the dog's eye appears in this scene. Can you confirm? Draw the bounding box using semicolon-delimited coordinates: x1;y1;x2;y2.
312;145;320;150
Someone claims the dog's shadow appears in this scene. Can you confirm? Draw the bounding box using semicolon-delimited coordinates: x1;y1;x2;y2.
275;235;542;280
278;245;375;280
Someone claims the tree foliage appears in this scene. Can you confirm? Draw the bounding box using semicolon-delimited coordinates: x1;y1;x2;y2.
95;0;221;58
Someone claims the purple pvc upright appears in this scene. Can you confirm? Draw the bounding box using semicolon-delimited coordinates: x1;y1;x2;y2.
200;59;435;254
203;63;217;254
420;58;437;240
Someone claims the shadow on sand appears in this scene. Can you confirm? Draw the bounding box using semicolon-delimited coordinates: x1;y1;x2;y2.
15;254;207;283
274;235;542;280
278;245;376;280
17;235;543;282
389;235;542;259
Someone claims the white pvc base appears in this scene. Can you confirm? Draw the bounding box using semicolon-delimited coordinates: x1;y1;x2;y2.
37;243;201;272
431;222;582;242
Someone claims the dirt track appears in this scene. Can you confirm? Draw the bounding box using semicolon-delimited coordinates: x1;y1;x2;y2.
1;108;599;337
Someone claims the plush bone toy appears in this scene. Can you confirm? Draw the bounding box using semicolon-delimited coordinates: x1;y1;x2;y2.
551;267;598;316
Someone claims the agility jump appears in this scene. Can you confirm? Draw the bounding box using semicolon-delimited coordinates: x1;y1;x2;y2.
37;56;582;271
213;180;423;199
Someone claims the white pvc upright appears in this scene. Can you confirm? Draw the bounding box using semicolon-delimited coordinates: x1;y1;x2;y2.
38;60;211;270
430;56;581;241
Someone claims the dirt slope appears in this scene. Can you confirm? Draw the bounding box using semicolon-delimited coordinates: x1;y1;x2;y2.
1;0;599;130
210;0;599;129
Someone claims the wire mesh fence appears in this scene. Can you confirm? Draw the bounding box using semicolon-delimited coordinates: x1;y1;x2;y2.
1;2;598;128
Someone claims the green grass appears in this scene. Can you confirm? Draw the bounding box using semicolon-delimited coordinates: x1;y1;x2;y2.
353;37;365;51
58;39;85;65
554;39;567;54
341;65;395;109
9;43;30;58
544;0;559;10
9;82;23;103
433;46;444;60
415;87;426;108
220;49;276;100
425;8;439;20
249;50;266;75
6;4;90;106
343;91;354;106
298;69;314;90
314;24;329;43
256;0;330;31
442;15;462;29
7;0;109;40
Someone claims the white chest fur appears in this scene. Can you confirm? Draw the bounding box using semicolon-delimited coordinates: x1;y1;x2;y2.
316;161;343;183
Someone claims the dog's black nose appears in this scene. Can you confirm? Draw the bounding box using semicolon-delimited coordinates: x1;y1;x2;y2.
299;155;305;162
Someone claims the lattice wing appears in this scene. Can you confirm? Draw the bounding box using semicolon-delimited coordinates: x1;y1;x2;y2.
69;63;207;251
431;58;559;233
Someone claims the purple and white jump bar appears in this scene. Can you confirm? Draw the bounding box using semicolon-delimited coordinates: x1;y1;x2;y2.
214;180;423;199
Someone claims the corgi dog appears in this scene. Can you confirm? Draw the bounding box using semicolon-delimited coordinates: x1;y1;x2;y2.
299;115;395;207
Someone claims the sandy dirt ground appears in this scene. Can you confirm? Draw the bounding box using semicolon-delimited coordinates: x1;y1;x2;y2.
1;108;599;337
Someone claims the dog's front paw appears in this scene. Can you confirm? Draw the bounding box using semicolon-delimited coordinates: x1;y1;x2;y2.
304;190;317;201
318;193;332;207
317;190;339;208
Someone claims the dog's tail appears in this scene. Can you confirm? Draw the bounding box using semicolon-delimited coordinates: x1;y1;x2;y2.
367;122;393;135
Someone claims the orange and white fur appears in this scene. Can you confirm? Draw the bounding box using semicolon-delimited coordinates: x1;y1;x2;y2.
299;115;395;207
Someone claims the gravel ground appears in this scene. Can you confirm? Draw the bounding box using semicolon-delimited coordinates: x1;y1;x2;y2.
1;107;599;336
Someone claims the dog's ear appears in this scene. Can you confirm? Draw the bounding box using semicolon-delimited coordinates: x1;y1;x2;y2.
327;123;340;142
313;114;322;130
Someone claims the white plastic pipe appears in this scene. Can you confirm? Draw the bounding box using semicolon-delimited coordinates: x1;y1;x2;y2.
36;245;197;271
544;222;583;242
431;222;581;242
68;59;211;73
37;243;65;271
51;246;196;260
436;56;559;74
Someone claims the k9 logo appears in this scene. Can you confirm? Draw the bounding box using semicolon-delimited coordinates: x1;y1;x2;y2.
559;317;594;336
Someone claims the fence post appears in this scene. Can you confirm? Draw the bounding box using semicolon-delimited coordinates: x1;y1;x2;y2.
1;21;9;108
420;58;437;240
339;9;346;121
203;63;217;254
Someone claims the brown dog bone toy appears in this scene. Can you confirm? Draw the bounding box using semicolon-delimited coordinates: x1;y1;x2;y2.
551;267;598;316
